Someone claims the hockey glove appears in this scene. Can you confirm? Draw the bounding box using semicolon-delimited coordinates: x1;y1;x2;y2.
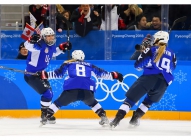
28;34;41;44
111;72;123;82
36;71;48;79
141;34;152;48
59;42;72;52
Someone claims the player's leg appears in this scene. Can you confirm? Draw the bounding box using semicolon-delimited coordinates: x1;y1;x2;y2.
24;75;56;124
109;97;136;128
110;75;155;128
129;95;152;126
82;90;109;126
41;90;78;124
129;74;168;126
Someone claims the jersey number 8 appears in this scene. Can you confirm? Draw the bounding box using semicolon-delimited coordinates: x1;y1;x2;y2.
76;64;86;77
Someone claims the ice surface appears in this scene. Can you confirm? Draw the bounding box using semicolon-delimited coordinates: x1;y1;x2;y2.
0;117;191;136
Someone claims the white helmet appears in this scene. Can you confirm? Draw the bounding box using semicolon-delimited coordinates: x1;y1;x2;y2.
153;31;169;44
72;50;85;61
40;27;56;46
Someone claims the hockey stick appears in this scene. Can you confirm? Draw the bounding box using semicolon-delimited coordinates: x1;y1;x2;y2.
169;16;187;33
66;19;71;60
59;15;71;60
0;66;37;75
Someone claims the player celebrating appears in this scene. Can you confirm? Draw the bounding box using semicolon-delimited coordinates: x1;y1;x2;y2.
109;31;177;128
36;50;123;126
24;27;72;124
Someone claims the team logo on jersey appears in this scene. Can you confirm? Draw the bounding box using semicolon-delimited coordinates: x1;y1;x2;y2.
45;47;49;53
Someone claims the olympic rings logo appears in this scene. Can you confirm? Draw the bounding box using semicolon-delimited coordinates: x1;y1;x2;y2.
92;73;139;102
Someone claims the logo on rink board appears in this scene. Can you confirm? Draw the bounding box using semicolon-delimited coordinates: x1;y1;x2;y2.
92;73;139;102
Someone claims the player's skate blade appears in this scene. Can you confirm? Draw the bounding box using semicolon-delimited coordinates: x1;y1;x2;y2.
47;116;56;124
39;118;47;127
109;117;121;130
99;116;109;127
128;123;139;128
129;111;140;127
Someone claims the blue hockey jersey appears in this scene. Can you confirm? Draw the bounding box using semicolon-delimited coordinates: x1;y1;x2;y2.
24;40;63;73
134;46;177;85
47;60;113;92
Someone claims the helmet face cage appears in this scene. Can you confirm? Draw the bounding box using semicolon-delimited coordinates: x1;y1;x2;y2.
40;28;56;46
72;50;85;61
153;31;169;44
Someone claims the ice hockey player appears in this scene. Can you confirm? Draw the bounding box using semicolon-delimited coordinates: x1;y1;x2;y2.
109;31;177;128
36;50;123;126
24;27;72;124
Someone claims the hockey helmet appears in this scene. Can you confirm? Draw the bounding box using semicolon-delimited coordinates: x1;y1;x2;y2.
72;50;85;61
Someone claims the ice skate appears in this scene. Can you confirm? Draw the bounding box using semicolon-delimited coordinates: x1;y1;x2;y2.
109;116;121;129
47;116;56;124
40;116;48;125
99;114;109;126
40;112;47;126
39;114;48;127
40;112;56;124
129;111;140;127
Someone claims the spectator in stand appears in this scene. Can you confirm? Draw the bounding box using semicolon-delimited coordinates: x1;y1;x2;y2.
29;4;49;27
119;4;129;20
57;10;73;32
142;5;161;22
16;42;28;60
61;5;79;18
93;5;104;14
100;5;121;30
146;14;169;30
118;5;129;30
56;4;65;32
56;4;65;14
123;4;143;29
127;14;147;30
70;4;101;37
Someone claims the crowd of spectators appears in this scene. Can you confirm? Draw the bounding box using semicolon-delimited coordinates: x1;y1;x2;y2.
8;4;191;60
24;4;191;38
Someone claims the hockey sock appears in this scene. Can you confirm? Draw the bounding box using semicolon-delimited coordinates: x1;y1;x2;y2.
135;100;152;118
47;103;60;118
116;109;126;120
135;95;154;118
135;104;147;118
41;89;53;113
115;97;136;119
95;108;105;117
90;102;106;117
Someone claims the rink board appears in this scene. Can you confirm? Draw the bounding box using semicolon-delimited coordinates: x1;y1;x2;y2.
0;60;191;120
0;110;191;120
1;30;191;61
